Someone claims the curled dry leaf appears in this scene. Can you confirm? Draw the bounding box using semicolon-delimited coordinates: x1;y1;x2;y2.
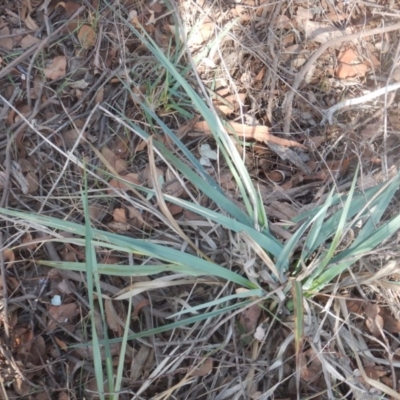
54;336;68;351
78;25;97;49
44;56;67;80
265;170;285;183
24;14;39;30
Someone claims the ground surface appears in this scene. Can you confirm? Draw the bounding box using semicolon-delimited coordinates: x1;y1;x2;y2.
1;0;400;399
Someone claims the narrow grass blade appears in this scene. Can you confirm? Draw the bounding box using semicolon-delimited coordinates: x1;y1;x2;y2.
302;190;334;258
114;294;132;400
82;180;107;399
292;278;304;397
0;208;258;289
350;172;400;247
105;1;262;223
74;299;254;346
303;167;359;290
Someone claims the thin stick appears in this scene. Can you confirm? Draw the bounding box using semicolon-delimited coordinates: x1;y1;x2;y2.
322;82;400;125
0;233;9;344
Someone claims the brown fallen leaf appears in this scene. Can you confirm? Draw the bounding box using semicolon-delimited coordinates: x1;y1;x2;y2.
380;308;400;333
140;164;164;188
108;173;141;192
0;27;13;50
89;203;107;223
366;314;384;338
189;358;213;377
78;25;97;49
336;48;369;79
193;120;306;148
168;203;183;215
130;344;152;381
105;299;120;332
44;56;67;80
265;170;285;183
21;232;37;250
214;93;247;115
24;14;39;30
364;303;380;319
3;248;15;268
113;208;127;223
164;168;184;197
25;171;39;194
58;392;69;400
20;34;41;49
188;22;215;46
54;336;68;351
13;377;31;396
364;365;388;380
299;348;322;382
101;146;127;174
239;304;261;333
346;298;364;314
57;128;87;148
126;206;145;228
306;158;350;180
47;303;78;332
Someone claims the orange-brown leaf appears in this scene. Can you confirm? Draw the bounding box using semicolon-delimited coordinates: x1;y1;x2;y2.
78;25;97;49
44;56;67;80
